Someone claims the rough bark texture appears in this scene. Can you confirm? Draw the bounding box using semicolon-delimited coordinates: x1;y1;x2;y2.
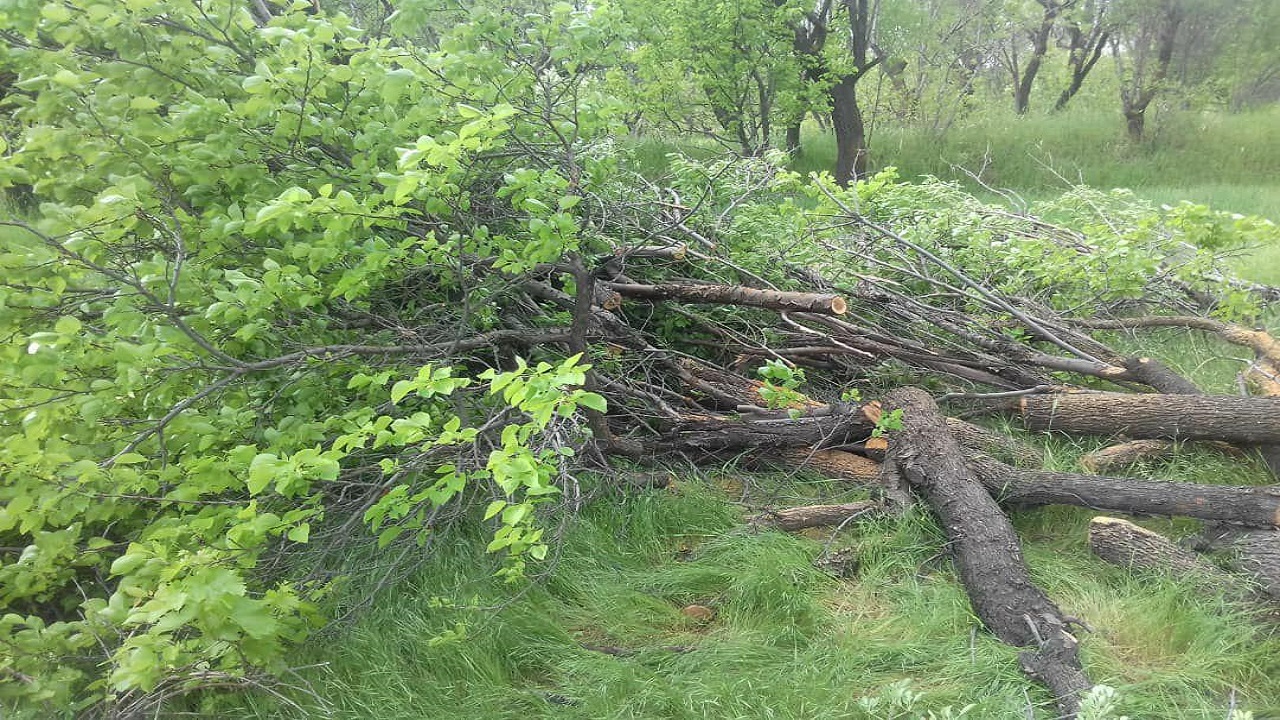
1088;516;1235;585
749;502;883;531
969;454;1280;529
1192;526;1280;600
945;417;1042;467
883;387;1091;716
658;410;876;455
1018;393;1280;445
780;447;881;481
606;282;847;315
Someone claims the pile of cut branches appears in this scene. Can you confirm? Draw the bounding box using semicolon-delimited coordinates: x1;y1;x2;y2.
3;4;1279;716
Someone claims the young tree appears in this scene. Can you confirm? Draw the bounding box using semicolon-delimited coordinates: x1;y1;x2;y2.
1110;0;1185;141
999;0;1064;114
1053;0;1112;111
829;0;881;185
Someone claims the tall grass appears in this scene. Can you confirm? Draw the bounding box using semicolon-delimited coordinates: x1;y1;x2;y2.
792;106;1280;221
216;458;1280;719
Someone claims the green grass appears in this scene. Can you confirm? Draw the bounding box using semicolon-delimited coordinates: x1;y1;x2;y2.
791;106;1280;221
212;454;1280;719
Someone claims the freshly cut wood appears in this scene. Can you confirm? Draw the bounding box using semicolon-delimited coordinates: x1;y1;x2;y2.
969;454;1280;528
1018;392;1280;445
1079;439;1175;473
749;502;883;531
883;388;1091;716
1088;517;1227;578
606;281;848;315
780;448;881;481
1193;526;1280;600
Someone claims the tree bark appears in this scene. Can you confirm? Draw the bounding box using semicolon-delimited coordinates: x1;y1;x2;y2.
969;454;1280;528
1017;392;1280;445
1013;2;1060;115
605;282;847;315
883;388;1091;716
1192;526;1280;600
658;408;877;455
1078;439;1175;473
830;74;867;186
1088;516;1236;584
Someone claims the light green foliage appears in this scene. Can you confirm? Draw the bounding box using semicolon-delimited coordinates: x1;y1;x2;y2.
1078;685;1129;720
0;0;612;711
755;359;807;414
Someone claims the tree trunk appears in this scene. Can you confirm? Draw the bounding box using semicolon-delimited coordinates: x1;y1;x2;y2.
1013;3;1060;115
1192;526;1280;600
830;74;867;186
1016;392;1280;446
968;454;1280;529
785;123;802;156
1087;517;1246;594
657;409;877;456
883;388;1091;716
1124;109;1145;142
1078;439;1175;473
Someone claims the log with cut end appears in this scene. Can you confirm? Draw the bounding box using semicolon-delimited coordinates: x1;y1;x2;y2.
605;281;848;315
968;454;1280;528
1078;440;1175;473
883;387;1091;716
1087;517;1238;588
749;502;883;531
1017;392;1280;445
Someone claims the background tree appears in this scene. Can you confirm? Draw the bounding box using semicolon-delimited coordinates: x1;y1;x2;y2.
1110;0;1184;141
1053;0;1112;110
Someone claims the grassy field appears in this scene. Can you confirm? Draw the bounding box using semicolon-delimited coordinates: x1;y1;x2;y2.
219;440;1280;719
793;106;1280;223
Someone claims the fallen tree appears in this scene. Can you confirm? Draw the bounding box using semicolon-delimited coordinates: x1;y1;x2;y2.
882;388;1092;716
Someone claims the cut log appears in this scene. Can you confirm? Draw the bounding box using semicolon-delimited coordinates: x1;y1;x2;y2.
1192;526;1280;600
749;502;883;531
658;408;877;455
968;454;1280;529
1078;439;1175;473
779;448;881;482
1087;517;1239;589
1017;392;1280;445
882;388;1091;716
606;281;848;315
945;417;1042;467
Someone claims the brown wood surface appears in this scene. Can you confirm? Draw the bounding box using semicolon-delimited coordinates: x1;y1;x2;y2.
883;388;1091;716
969;454;1280;528
606;281;848;315
1019;392;1280;445
749;502;883;531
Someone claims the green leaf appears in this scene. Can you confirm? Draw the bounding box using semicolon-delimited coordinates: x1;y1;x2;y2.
390;380;415;404
287;523;310;544
577;392;607;413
